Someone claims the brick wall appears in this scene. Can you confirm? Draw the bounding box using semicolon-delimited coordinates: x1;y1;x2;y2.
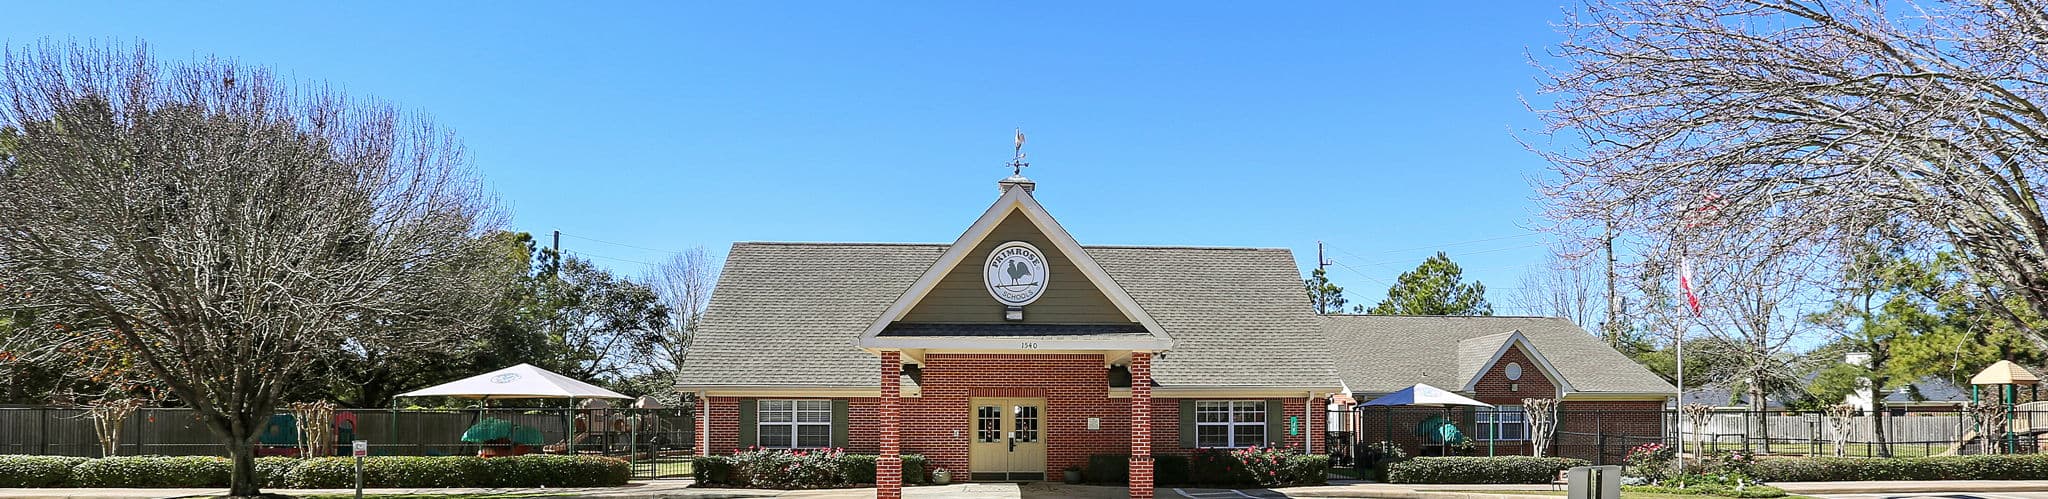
698;353;1327;480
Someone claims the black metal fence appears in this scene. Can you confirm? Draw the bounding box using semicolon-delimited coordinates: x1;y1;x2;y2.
0;406;695;479
1325;407;2048;467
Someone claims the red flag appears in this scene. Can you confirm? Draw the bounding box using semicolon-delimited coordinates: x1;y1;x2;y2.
1679;258;1701;317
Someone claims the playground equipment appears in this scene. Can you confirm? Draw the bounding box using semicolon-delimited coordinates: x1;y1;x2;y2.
462;417;545;457
1970;360;2041;454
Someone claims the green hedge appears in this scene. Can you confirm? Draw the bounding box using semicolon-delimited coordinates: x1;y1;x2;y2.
689;452;928;489
0;454;624;489
286;455;629;488
71;456;232;487
0;456;88;487
1085;454;1128;484
1387;456;1589;484
1748;455;2048;482
1625;484;1789;498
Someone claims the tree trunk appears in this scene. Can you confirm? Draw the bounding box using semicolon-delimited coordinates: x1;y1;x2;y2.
1749;382;1769;454
227;442;260;497
1871;373;1892;458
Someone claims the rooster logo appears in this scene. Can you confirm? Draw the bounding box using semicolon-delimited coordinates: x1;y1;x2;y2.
985;241;1049;305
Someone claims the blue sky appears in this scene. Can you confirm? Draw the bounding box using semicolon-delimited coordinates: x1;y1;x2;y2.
6;2;1578;311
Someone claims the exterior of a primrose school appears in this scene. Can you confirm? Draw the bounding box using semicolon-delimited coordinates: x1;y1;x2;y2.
677;175;1341;498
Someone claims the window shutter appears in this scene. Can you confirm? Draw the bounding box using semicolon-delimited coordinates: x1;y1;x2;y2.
1178;399;1197;448
1264;399;1286;446
832;399;850;448
737;400;757;448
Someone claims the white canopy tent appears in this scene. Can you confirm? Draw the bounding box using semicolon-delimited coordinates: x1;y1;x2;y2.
1359;383;1493;408
396;363;631;401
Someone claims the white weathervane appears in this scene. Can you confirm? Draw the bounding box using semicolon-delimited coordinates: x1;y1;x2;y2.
1009;128;1030;176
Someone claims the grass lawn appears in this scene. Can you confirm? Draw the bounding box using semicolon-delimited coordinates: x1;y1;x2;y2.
639;456;694;478
1450;491;1818;499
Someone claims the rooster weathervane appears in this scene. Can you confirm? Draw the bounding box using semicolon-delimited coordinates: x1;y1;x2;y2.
1008;128;1030;176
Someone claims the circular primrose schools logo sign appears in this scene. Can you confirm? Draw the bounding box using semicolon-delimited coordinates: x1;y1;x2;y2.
489;373;523;384
984;241;1050;306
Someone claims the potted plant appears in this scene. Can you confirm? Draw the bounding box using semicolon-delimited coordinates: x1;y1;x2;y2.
932;468;951;485
1063;465;1083;484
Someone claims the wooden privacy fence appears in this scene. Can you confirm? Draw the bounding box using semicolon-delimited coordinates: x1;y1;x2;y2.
0;406;695;461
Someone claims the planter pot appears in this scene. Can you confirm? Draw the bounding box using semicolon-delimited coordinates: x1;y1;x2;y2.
932;469;951;485
1064;470;1082;483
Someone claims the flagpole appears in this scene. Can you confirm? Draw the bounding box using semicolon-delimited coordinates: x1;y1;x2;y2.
1675;313;1686;474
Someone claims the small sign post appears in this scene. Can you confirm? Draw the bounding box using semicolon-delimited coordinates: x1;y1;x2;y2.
351;440;369;499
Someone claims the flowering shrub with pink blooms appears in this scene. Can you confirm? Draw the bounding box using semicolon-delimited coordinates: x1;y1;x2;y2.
691;447;928;489
1625;442;1677;482
1181;446;1328;487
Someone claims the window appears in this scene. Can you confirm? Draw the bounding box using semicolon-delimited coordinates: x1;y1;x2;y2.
758;400;832;448
977;405;1003;443
1194;400;1266;448
1478;405;1526;441
1013;404;1040;442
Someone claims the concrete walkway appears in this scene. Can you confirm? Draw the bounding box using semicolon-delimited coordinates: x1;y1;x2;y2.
8;480;2048;499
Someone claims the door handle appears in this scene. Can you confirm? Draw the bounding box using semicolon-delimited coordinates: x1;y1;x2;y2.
1008;437;1016;452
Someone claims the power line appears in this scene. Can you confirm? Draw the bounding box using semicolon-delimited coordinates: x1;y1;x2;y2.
564;250;657;267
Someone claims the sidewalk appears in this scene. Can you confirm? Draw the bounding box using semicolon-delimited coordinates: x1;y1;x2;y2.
0;480;1031;499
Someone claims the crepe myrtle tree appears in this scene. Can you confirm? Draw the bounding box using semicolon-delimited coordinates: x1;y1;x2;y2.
1533;0;2048;345
0;41;501;497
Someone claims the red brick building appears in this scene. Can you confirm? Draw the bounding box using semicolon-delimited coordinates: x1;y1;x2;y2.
1323;316;1674;464
678;175;1341;498
677;174;1672;496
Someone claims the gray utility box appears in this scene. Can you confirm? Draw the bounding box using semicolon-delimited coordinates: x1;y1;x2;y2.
1565;465;1622;499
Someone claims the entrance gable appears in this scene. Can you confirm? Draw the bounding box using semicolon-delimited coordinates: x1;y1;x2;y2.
856;180;1171;351
899;211;1128;324
1458;331;1573;396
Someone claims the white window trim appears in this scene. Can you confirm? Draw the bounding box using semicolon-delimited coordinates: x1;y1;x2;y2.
1477;405;1528;442
757;399;833;449
1194;400;1268;448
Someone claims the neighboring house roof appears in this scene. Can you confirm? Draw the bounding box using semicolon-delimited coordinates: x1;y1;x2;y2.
678;242;1343;389
1887;375;1970;404
1323;315;1674;396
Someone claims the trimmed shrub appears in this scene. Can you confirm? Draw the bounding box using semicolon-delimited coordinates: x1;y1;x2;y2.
695;450;927;489
1086;454;1129;484
1625;484;1789;498
71;456;231;487
1387;456;1589;484
693;455;738;486
1747;454;2048;482
0;455;87;487
1154;454;1190;486
1282;454;1329;486
285;455;628;488
254;456;299;488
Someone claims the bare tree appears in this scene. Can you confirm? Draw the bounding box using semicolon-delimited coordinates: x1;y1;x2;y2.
647;247;714;373
1523;398;1560;457
1532;0;2048;345
1682;237;1824;452
1511;251;1603;328
0;42;500;497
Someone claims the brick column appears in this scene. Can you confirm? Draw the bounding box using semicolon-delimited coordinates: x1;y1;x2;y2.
695;392;709;457
1129;352;1155;499
878;351;904;499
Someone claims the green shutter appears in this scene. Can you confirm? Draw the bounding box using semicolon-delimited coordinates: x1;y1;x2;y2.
1264;399;1286;446
737;400;757;448
832;399;850;448
1179;399;1197;448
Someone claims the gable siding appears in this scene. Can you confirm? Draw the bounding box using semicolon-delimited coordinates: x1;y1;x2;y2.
899;211;1131;324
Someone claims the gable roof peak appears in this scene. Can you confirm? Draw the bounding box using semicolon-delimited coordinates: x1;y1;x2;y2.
998;173;1036;194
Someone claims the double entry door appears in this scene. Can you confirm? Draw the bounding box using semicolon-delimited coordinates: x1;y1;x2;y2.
967;397;1046;482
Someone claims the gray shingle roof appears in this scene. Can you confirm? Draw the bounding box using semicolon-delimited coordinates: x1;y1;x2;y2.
1321;315;1675;396
1455;332;1516;389
678;242;1342;389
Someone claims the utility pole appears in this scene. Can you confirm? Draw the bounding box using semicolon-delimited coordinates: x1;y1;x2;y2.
1317;241;1329;274
1603;219;1621;348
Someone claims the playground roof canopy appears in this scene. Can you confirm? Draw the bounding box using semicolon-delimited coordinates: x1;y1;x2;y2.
1971;360;2041;386
396;363;632;400
1359;383;1493;408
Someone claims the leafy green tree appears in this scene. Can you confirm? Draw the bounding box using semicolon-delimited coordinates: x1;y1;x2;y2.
1303;268;1350;315
1368;252;1492;316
